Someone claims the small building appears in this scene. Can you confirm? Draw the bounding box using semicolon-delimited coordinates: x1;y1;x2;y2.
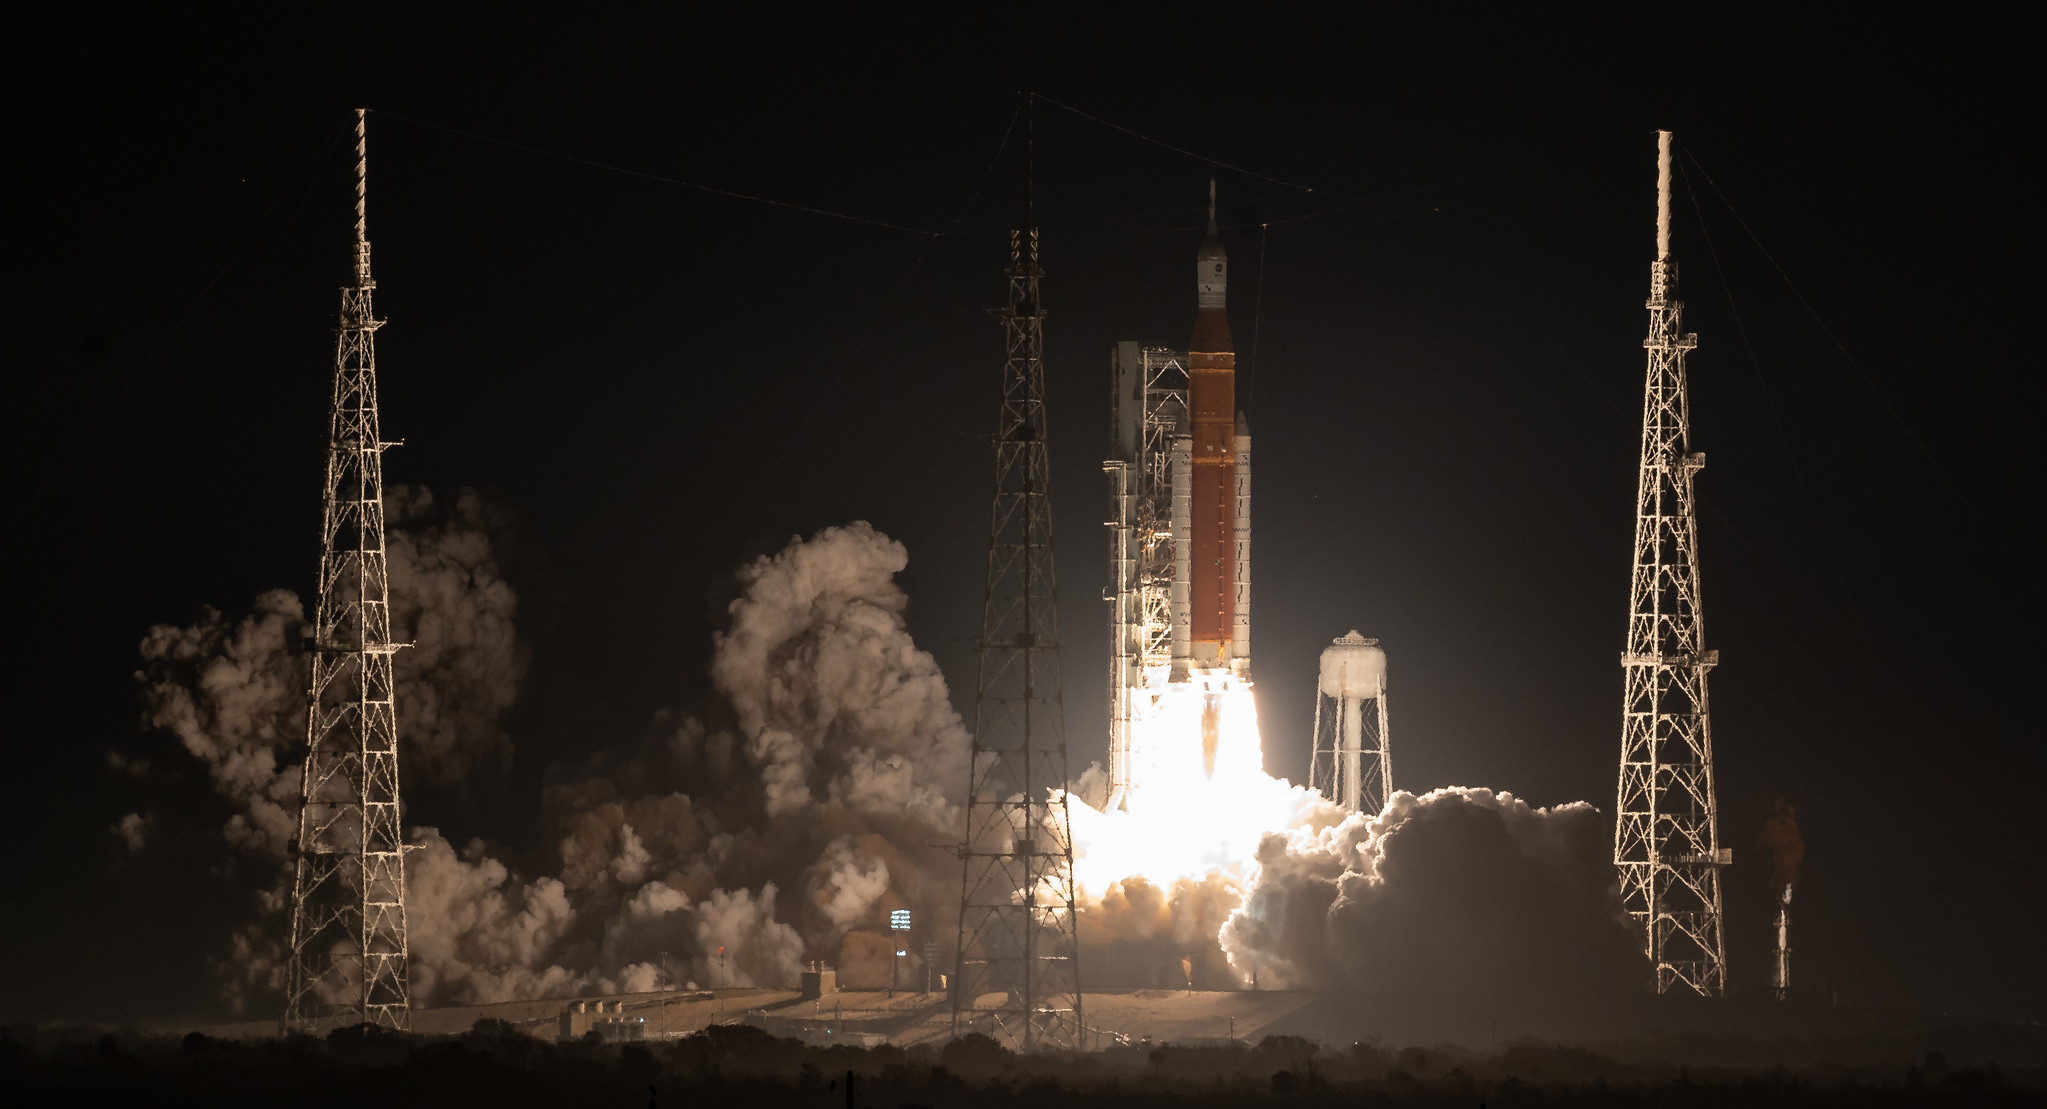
799;962;837;1000
559;999;646;1042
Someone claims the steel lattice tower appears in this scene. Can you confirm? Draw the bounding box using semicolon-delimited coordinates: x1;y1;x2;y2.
284;109;413;1032
1613;130;1728;997
952;108;1082;1050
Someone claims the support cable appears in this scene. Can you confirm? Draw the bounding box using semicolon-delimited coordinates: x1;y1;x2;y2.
1680;145;2039;595
1031;92;1350;198
1677;161;1864;620
372;109;949;236
760;97;1027;480
28;122;346;508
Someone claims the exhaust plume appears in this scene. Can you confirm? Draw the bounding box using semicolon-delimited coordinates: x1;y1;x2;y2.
1220;787;1647;1015
1760;798;1804;889
134;520;968;1010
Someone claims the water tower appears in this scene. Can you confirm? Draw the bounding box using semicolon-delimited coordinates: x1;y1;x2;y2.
1309;632;1391;814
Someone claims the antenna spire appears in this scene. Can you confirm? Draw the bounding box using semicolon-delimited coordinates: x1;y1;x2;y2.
354;109;368;244
1019;95;1035;237
1656;130;1672;261
351;109;373;288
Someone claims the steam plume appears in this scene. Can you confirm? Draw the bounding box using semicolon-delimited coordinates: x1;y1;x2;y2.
1760;798;1804;888
129;486;525;859
137;520;968;1009
1221;788;1647;1012
400;522;966;1004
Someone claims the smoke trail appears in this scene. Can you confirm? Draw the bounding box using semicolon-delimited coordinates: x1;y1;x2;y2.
1760;798;1804;888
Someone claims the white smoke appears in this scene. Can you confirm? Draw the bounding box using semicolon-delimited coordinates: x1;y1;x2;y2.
141;520;971;1009
1220;787;1646;1011
1078;871;1247;989
713;522;967;826
403;523;967;1004
383;486;522;781
111;811;154;853
128;486;528;1012
133;587;308;857
132;486;525;860
403;830;582;1004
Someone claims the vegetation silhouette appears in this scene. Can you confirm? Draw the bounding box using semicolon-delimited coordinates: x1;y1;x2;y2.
0;1020;2039;1106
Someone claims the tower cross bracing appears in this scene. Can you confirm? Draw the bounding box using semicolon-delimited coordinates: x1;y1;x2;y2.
284;109;413;1032
952;110;1082;1051
1104;344;1188;812
1613;130;1728;997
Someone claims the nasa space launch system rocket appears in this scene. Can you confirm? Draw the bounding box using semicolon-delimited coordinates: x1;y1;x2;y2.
1182;183;1249;770
1102;182;1252;809
1183;182;1247;677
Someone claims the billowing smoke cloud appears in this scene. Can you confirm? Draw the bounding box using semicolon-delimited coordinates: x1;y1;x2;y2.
138;518;969;1010
382;487;522;781
132;587;308;857
401;522;966;1005
127;487;526;1011
129;486;525;859
713;522;966;827
1079;873;1245;989
1220;787;1646;1018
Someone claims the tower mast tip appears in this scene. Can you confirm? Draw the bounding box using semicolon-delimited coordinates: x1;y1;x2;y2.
1656;130;1673;260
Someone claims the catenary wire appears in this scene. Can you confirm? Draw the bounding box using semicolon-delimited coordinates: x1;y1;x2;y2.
28;121;348;509
1680;144;2040;595
373;109;951;237
1679;160;1865;622
760;96;1028;480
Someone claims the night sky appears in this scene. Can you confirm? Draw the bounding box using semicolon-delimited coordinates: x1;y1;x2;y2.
8;7;2038;1027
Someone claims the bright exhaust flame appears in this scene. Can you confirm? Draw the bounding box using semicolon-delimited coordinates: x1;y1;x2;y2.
1065;680;1337;896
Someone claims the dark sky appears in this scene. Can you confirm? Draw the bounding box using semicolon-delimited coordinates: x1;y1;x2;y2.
8;7;2038;1026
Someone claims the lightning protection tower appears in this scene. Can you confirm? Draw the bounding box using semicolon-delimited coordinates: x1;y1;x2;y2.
953;104;1083;1051
1308;632;1391;814
284;109;413;1032
1613;130;1728;997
